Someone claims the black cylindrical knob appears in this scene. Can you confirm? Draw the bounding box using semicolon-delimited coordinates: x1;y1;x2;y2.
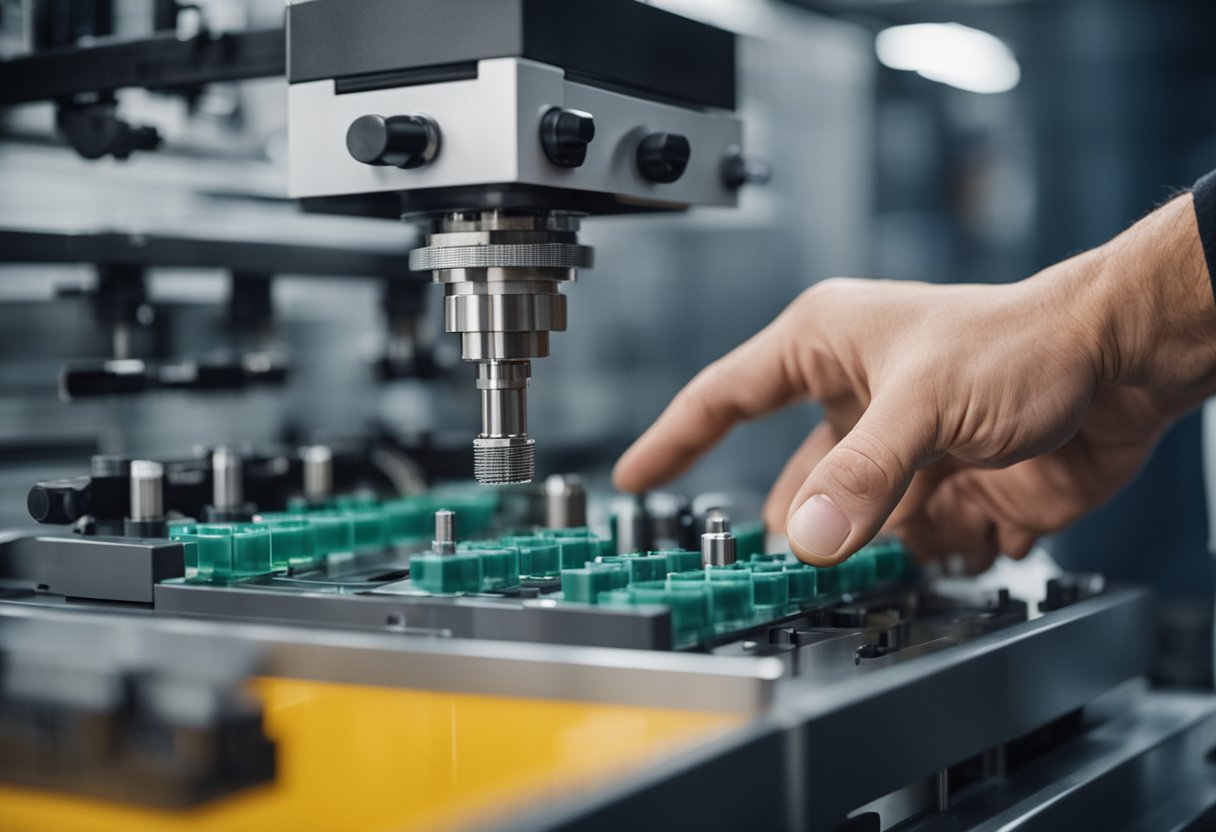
637;133;690;183
540;107;595;168
346;114;441;169
28;477;91;524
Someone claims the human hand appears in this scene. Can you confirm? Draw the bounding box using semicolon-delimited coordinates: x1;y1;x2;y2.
613;195;1215;567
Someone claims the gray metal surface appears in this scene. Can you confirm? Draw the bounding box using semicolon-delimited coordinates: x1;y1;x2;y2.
287;58;742;207
0;602;781;713
784;586;1154;828
27;534;185;604
905;689;1216;831
153;580;677;649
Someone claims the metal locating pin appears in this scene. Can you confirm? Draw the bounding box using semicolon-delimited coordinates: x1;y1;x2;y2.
432;509;456;555
701;508;737;567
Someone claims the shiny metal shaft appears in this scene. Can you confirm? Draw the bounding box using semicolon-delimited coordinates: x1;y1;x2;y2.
302;445;333;503
432;509;456;555
701;509;737;567
615;495;648;555
410;210;593;484
474;360;535;484
545;474;586;528
212;447;243;510
129;460;164;521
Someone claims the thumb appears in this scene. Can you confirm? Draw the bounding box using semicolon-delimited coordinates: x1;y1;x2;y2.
785;395;936;565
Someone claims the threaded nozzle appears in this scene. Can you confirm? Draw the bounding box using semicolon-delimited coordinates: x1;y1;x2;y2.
473;436;535;484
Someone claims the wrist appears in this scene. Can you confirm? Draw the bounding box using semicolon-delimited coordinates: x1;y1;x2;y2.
1057;194;1216;393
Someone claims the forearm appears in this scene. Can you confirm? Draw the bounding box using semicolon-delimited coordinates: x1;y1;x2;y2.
1049;192;1216;409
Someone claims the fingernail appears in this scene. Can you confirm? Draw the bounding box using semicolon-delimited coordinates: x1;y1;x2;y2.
787;495;851;561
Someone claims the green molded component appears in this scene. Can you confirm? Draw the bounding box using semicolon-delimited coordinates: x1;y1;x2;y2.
667;570;706;583
560;562;628;603
628;581;713;645
168;531;200;572
705;570;755;630
656;550;702;574
259;519;318;569
286;496;311;513
869;542;908;583
410;552;482;594
334;493;378;511
384;498;431;543
228;524;273;575
307;514;355;558
625;553;669;583
539;532;597;570
503;536;561;580
752;570;789;610
734;521;766;559
596;553;669;584
783;563;817;604
543;526;593;538
837;551;877;593
815;563;840;595
428;488;498;535
190;523;272;580
335;509;388;552
746;561;785;574
475;548;520;592
749;553;784;564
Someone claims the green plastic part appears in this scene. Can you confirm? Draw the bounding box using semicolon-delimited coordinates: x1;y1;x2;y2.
837;552;877;594
258;519;318;569
539;533;598;570
752;570;789;610
734;521;766;559
475;548;520;592
869;542;908;584
410;552;482;594
503;536;561;580
815;563;840;595
335;509;388;552
334;493;378;511
560;562;628;604
628;581;713;645
188;523;272;580
656;550;702;574
596;553;669;584
543;526;593;538
428;487;499;535
705;569;755;630
384;498;431;544
625;553;669;583
307;514;356;558
169;530;200;572
783;563;818;604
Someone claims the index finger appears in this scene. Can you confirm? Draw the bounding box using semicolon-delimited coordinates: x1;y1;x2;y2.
612;318;804;493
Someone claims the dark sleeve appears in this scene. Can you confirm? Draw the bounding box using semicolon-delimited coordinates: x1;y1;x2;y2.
1193;169;1216;305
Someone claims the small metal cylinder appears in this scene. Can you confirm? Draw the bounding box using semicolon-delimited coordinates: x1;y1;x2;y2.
129;460;164;521
544;474;586;528
432;509;456;555
701;509;737;567
302;445;333;504
212;447;243;510
614;495;649;555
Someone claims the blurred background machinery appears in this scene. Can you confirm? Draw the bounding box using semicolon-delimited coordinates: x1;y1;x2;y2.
2;0;1216;829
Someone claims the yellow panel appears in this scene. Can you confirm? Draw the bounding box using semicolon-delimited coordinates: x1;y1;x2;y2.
0;677;744;832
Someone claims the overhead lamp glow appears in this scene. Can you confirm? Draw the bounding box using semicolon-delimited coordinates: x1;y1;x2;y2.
876;23;1020;94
